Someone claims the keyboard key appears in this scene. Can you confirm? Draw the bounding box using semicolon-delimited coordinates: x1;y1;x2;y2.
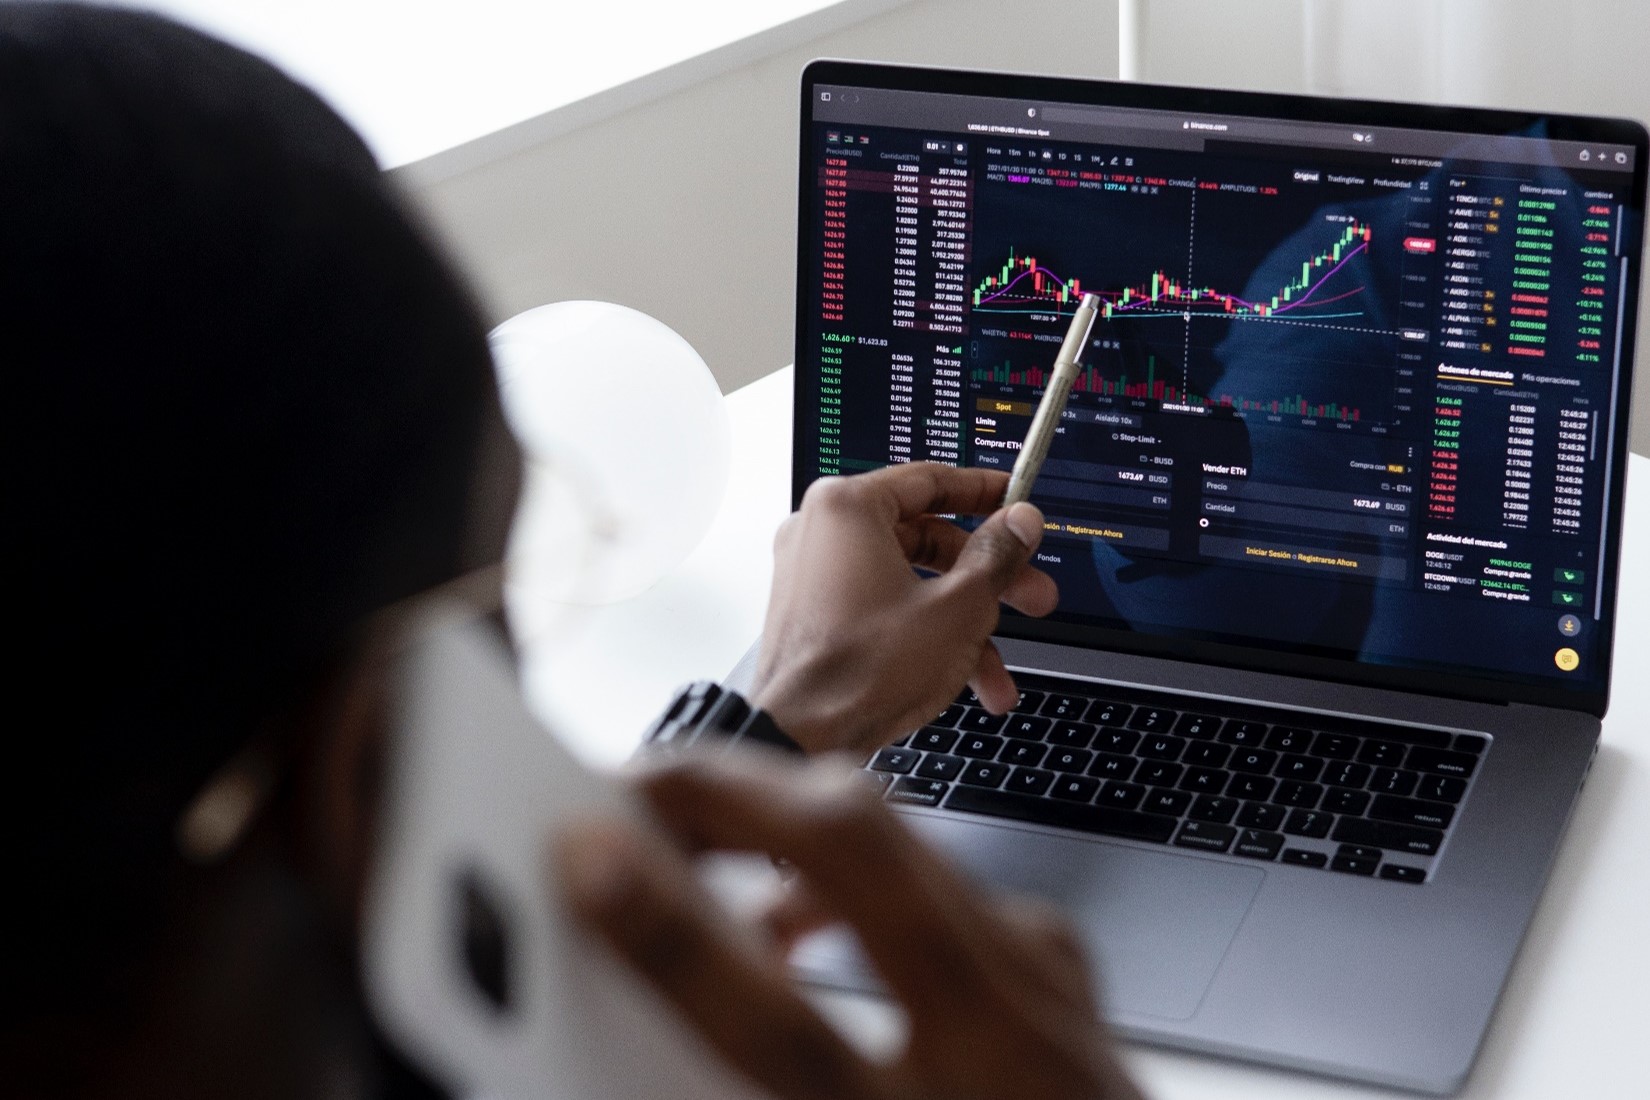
957;734;1006;760
1135;761;1183;788
865;771;896;793
1273;781;1323;809
887;777;949;806
1139;735;1187;761
1404;746;1479;779
1174;821;1236;852
1331;854;1379;876
1040;694;1090;720
1309;732;1359;760
1046;747;1095;774
1323;761;1372;789
1281;848;1328;868
1265;726;1314;752
1182;741;1232;768
1005;767;1056;797
1231;748;1279;774
1189;795;1238;824
909;727;960;754
1094;727;1141;754
932;704;965;727
1236;802;1286;830
893;733;912;747
1370;768;1418;797
1333;817;1444;856
1013;690;1047;714
1002;714;1051;741
1337;844;1383;862
1282;809;1333;838
1175;712;1221;739
1322;788;1371;815
1086;700;1132;725
1050;775;1101;802
1047;721;1097;749
959;761;1010;788
1377;724;1451;749
1274;754;1324;783
1453;733;1489;755
1219;720;1269;746
1128;706;1178;733
959;709;1008;734
1087;753;1138;780
1000;741;1048;768
1141;788;1193;816
1179;767;1229;794
1233;828;1284;860
1380;864;1427;884
1228;774;1276;801
869;747;918;774
1416;773;1468;804
1358;739;1406;766
1098;781;1147;811
1368;795;1456;830
945;786;1177;843
916;753;964;781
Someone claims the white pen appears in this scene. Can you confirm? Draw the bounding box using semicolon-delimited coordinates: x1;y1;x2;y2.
1002;291;1102;506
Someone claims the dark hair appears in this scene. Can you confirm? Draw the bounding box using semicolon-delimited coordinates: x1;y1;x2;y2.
4;2;498;1016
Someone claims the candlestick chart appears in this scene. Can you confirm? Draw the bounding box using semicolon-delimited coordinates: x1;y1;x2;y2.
964;180;1410;430
972;221;1373;323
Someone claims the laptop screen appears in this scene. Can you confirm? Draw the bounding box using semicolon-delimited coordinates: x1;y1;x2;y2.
794;61;1647;712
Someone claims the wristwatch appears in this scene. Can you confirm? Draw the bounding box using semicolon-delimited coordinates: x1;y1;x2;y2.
642;681;804;755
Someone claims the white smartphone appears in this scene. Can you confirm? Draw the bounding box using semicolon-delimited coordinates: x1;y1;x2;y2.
362;606;769;1099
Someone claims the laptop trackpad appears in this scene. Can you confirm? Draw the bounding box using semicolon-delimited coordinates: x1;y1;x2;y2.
798;815;1265;1022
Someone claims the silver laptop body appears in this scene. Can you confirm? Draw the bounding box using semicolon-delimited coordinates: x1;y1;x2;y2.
758;60;1647;1094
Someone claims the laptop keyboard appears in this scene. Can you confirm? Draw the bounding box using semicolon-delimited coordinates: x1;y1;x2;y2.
865;674;1488;884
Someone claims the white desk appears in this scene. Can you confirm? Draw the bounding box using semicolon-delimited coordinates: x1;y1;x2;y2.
512;365;1650;1099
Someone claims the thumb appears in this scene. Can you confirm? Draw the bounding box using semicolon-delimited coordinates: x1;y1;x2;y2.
941;501;1045;602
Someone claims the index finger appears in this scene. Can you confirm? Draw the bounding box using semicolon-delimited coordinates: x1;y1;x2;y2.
553;818;878;1100
633;752;1012;1016
855;461;1011;521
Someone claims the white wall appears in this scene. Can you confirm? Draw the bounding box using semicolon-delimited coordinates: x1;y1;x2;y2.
95;0;854;168
1130;0;1650;116
400;0;1121;395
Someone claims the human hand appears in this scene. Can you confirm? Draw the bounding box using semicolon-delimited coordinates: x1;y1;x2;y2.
554;752;1143;1100
749;463;1058;754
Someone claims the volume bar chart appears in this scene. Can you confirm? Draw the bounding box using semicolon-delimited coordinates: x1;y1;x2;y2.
971;357;1363;420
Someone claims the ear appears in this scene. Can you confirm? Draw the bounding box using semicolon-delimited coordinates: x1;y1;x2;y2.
290;642;398;931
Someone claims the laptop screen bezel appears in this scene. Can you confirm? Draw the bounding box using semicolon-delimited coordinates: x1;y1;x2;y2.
793;58;1648;719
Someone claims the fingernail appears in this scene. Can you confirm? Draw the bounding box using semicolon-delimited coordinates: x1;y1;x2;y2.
558;829;638;912
1005;502;1044;549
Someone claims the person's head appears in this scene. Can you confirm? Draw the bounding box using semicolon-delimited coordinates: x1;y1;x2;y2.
6;0;517;1038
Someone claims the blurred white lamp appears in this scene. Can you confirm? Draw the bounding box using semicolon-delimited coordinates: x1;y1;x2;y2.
491;301;731;604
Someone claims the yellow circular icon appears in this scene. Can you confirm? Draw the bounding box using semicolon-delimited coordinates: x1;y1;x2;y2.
1555;648;1580;672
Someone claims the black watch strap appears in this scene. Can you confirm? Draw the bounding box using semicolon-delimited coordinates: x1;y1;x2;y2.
642;681;804;755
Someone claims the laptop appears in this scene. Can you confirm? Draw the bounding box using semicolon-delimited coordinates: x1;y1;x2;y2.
750;59;1647;1093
